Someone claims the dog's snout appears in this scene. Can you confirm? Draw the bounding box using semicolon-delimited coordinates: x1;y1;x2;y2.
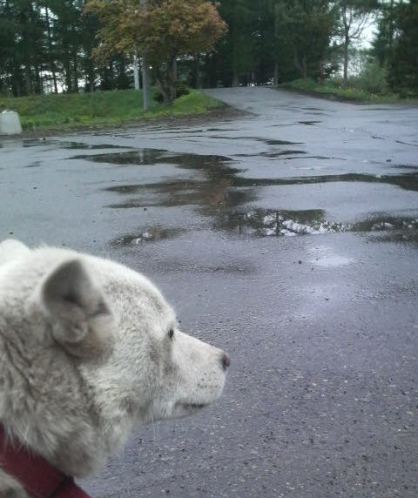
221;353;231;371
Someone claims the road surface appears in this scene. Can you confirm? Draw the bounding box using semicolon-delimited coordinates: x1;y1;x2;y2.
0;88;417;498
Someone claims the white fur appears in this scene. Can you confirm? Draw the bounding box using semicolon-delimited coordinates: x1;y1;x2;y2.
0;240;228;496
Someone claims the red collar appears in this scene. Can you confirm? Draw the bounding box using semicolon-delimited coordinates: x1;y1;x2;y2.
0;424;92;498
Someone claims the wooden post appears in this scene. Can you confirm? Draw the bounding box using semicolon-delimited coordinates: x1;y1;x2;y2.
140;0;151;111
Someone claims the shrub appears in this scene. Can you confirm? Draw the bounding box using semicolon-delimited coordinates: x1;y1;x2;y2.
356;61;388;95
153;81;190;103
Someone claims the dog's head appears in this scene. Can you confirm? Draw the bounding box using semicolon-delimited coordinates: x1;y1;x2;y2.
0;240;228;477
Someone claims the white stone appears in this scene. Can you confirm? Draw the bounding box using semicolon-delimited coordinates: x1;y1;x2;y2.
0;110;22;135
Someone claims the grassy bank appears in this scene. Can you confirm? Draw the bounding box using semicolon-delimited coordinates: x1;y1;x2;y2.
281;79;416;104
0;89;224;132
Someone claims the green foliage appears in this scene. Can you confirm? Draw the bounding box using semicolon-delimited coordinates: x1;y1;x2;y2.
85;0;227;102
0;0;417;97
0;89;223;131
356;60;388;94
284;76;401;103
275;0;336;80
387;0;418;94
153;81;190;103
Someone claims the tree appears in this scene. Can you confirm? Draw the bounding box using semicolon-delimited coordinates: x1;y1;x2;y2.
387;0;418;93
334;0;378;84
85;0;227;103
273;0;336;81
373;0;402;67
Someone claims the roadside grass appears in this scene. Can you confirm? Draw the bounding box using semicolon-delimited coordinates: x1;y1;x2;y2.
282;78;418;105
0;89;224;132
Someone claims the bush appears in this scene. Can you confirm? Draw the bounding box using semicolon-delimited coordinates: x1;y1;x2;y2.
153;81;190;103
356;61;388;95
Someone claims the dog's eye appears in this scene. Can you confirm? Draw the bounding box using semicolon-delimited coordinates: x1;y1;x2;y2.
168;329;174;340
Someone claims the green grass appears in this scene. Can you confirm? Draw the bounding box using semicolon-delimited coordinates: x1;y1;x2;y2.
281;78;417;104
0;89;224;132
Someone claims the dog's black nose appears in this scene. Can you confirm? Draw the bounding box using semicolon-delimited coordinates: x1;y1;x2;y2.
221;353;231;371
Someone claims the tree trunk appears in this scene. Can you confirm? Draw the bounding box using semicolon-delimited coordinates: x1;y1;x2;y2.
45;7;58;94
63;41;73;93
342;4;350;87
302;56;308;80
24;65;33;95
343;35;349;86
232;68;239;87
34;63;42;94
273;62;279;86
293;48;305;79
73;51;79;92
194;55;202;89
155;56;178;104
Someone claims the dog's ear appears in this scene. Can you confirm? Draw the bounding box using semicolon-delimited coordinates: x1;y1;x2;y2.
0;239;30;266
41;259;114;359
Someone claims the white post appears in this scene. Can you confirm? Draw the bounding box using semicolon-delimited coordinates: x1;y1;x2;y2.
133;54;140;91
140;0;151;111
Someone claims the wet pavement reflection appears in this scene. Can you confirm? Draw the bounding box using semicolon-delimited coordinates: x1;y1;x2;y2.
69;146;418;246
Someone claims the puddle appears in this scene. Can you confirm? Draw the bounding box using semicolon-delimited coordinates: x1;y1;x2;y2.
25;161;42;168
107;180;257;212
207;136;303;146
215;209;348;237
353;215;418;232
73;149;235;173
298;121;321;126
61;142;132;150
392;165;418;170
360;107;396;111
215;209;418;241
68;147;418;245
22;139;131;150
111;227;186;246
395;139;418;148
264;139;303;146
163;129;205;134
233;150;307;158
206;128;238;132
261;150;306;156
355;216;418;245
232;172;418;192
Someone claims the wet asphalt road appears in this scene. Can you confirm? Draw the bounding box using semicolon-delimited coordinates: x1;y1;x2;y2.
1;87;418;498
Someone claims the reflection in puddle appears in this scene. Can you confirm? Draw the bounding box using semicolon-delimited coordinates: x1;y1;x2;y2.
87;147;418;192
112;227;186;246
73;149;235;172
233;172;418;192
234;150;306;159
216;209;347;237
207;136;303;146
217;210;418;240
25;161;42;168
23;139;130;150
354;217;418;244
107;180;257;212
61;142;131;150
70;147;418;245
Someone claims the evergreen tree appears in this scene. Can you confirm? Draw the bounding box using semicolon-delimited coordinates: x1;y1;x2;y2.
387;0;418;93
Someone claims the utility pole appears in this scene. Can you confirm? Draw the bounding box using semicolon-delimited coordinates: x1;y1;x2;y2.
133;54;140;91
140;0;151;111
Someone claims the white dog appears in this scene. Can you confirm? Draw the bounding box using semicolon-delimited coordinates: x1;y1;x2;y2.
0;240;229;498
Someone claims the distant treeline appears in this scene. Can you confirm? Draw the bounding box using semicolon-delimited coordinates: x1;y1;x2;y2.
0;0;417;97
